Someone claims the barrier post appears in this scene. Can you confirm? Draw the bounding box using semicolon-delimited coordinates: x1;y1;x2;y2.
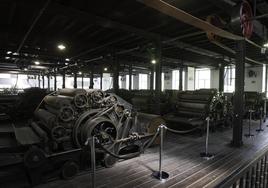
152;124;169;181
85;137;96;188
200;117;214;160
245;110;254;137
256;108;264;132
264;99;266;123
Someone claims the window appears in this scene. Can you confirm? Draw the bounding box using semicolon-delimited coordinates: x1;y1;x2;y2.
172;70;180;90
153;72;164;90
93;77;101;89
139;74;148;89
56;76;63;89
126;75;133;90
66;76;74;88
102;74;112;90
262;64;266;93
195;68;211;89
224;66;235;92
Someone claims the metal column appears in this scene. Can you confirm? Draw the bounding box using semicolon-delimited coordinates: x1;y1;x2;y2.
150;65;154;91
129;64;132;90
113;59;119;93
38;75;41;88
232;40;245;147
42;75;45;88
219;63;224;92
90;71;94;89
74;72;77;89
62;71;66;89
54;73;57;91
100;72;103;90
82;74;84;89
47;75;50;91
155;40;162;114
179;66;183;91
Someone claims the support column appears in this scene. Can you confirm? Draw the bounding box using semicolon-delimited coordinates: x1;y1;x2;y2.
265;64;268;95
150;65;154;91
74;72;77;89
62;71;66;88
54;73;57;91
89;71;94;89
100;72;103;90
219;63;224;92
179;66;183;91
129;64;132;90
232;40;245;147
38;75;41;88
113;58;119;93
42;75;45;88
82;74;84;89
155;40;162;114
47;75;50;91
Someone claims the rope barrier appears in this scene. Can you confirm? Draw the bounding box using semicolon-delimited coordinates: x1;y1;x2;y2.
165;126;199;134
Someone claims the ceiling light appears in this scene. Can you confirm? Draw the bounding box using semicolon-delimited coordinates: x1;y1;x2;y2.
151;59;156;64
104;67;108;71
264;42;268;48
65;58;70;61
6;51;12;54
65;63;69;65
57;44;66;50
24;68;28;71
79;71;82;75
5;57;10;59
34;61;40;65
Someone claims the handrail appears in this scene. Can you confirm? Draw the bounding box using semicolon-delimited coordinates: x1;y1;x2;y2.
215;144;268;188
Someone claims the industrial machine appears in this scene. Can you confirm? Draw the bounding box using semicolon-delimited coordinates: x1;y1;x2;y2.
0;88;162;185
163;89;229;133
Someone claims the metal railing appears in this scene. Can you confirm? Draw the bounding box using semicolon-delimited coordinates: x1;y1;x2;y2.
216;146;268;188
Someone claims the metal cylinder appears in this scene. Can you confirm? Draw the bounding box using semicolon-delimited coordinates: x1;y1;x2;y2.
43;95;72;109
205;117;210;155
34;109;56;129
57;88;86;97
91;136;96;188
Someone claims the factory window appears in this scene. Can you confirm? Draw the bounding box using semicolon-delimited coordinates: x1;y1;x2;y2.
224;66;235;93
119;76;122;89
126;75;133;90
195;68;211;89
102;74;112;90
65;76;74;88
77;77;83;89
262;64;266;93
93;77;101;89
139;74;148;89
153;72;165;90
83;78;90;89
172;70;180;90
56;76;63;89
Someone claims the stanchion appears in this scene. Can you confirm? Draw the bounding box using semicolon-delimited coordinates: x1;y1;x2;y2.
245;110;254;137
85;136;96;188
264;99;266;123
200;117;214;160
152;124;169;181
256;108;264;132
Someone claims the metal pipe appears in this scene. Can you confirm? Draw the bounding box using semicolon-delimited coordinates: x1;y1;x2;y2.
91;136;96;188
205;117;210;155
159;125;163;180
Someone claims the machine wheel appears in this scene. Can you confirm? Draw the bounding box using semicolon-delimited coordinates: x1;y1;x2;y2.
24;146;46;168
102;154;117;168
61;161;79;180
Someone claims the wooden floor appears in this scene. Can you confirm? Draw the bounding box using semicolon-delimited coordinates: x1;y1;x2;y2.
33;119;268;188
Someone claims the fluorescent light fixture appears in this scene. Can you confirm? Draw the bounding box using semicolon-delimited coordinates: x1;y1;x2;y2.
5;57;10;59
6;51;12;54
57;44;66;50
79;71;82;75
34;61;40;65
151;59;156;64
104;67;108;71
65;58;70;61
264;42;268;48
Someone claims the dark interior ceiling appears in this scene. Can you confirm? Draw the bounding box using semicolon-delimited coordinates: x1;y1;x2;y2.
0;0;267;75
